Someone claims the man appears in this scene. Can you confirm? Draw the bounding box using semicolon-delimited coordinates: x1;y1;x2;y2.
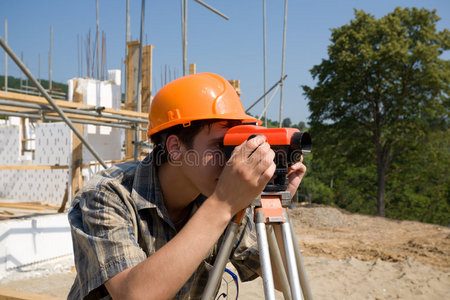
68;73;306;299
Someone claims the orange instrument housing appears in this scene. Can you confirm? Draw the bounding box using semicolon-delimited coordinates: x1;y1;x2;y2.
223;125;311;192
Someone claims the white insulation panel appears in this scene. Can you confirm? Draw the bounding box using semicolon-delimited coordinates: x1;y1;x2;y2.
0;169;69;205
0;125;21;165
34;123;72;166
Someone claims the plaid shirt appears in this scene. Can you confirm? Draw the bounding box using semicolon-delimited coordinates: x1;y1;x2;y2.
68;153;260;300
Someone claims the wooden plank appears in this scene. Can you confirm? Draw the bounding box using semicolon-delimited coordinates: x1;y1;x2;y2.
125;41;140;159
0;288;63;300
141;44;153;140
189;63;196;75
0;202;60;211
80;158;133;168
0;91;148;119
141;44;153;115
0;165;69;170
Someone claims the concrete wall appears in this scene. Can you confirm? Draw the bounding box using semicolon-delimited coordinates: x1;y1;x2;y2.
0;213;72;279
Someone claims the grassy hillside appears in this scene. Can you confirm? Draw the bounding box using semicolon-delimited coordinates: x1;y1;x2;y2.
0;75;68;94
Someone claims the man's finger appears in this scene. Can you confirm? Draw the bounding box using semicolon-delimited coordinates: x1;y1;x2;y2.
241;135;267;158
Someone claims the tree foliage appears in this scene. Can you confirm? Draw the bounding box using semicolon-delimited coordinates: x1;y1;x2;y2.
302;7;449;223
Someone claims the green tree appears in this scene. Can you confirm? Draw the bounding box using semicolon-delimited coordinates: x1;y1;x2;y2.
282;117;292;127
303;8;449;217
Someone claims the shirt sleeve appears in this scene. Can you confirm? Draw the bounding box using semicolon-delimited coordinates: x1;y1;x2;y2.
229;207;261;282
68;178;147;299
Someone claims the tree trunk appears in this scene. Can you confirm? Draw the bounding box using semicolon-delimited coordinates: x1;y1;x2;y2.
376;161;386;217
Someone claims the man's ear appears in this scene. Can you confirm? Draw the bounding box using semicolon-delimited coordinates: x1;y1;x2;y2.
166;135;184;161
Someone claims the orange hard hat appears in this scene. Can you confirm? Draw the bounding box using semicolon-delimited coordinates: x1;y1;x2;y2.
147;73;261;138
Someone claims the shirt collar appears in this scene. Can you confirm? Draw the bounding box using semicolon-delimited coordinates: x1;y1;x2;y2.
130;151;208;218
131;152;164;212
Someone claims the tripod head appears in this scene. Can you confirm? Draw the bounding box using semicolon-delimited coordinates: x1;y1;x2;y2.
223;125;312;192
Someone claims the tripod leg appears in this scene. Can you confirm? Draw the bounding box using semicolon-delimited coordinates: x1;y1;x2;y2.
281;219;303;300
289;221;313;300
202;221;241;300
266;225;292;300
256;211;276;300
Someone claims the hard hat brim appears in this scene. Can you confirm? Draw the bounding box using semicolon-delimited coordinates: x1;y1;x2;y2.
147;114;262;138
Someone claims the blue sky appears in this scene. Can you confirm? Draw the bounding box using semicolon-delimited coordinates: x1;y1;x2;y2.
1;0;449;124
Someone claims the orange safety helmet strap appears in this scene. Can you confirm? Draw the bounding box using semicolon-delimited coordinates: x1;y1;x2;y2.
147;73;261;138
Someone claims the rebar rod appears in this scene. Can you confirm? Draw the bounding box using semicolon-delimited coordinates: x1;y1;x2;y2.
96;0;100;79
49;25;53;90
279;0;288;127
246;75;287;113
263;0;267;126
134;0;146;161
182;0;188;76
258;84;280;120
0;37;108;169
4;19;7;93
193;0;229;20
125;0;130;101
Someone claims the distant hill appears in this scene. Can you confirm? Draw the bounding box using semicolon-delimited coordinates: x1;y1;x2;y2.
0;75;68;94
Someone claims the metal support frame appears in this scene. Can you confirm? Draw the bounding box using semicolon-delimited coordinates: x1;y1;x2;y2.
134;0;146;162
4;19;7;93
181;0;228;76
262;0;267;126
194;0;229;20
0;99;147;124
201;191;313;300
246;75;287;113
0;37;108;169
0;111;146;131
279;0;288;127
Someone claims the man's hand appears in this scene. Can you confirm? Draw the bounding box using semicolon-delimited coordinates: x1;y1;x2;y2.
213;135;276;216
286;156;307;199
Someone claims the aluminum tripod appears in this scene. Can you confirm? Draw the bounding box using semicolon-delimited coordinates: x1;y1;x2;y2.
201;191;313;300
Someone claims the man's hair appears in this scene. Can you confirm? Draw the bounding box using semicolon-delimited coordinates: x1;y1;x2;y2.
150;119;241;165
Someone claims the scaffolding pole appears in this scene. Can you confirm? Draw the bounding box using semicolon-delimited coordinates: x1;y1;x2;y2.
4;19;7;93
279;0;288;127
0;37;108;169
0;99;148;124
135;0;146;161
49;25;53;91
0;111;146;131
263;0;267;126
246;75;287;113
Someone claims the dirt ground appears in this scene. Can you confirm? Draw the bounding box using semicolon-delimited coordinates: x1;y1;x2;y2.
1;205;449;299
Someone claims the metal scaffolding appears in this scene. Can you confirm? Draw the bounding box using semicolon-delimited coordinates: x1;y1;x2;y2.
0;37;148;169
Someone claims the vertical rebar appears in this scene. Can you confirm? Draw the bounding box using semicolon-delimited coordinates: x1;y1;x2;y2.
263;0;267;126
4;19;7;93
181;0;188;76
0;37;107;169
279;0;288;127
77;34;80;78
180;0;184;76
135;0;146;161
125;0;130;101
38;53;41;84
137;0;145;114
20;52;23;89
49;25;53;91
96;0;100;80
